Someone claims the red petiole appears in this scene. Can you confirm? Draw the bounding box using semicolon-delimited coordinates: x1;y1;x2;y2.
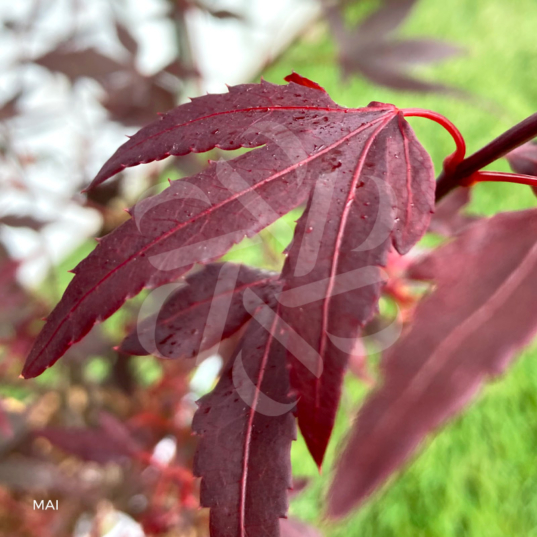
403;108;537;199
462;171;537;188
402;108;466;173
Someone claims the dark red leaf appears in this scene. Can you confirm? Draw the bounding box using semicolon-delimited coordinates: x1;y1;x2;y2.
428;187;479;236
101;72;177;127
115;22;138;56
328;208;537;517
34;413;142;464
34;45;124;83
280;111;434;466
326;1;461;93
88;78;344;190
84;175;123;210
370;40;463;65
119;263;279;358
355;0;418;42
0;91;21;122
192;299;296;537
23;78;430;380
35;428;129;463
505;141;537;196
0;214;49;231
346;59;457;94
505;140;537;176
162;59;199;80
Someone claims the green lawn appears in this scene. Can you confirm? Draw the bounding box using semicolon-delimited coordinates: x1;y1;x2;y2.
259;0;537;535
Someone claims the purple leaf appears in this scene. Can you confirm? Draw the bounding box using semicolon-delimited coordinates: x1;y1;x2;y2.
280;112;434;467
34;45;124;83
34;412;142;464
505;141;537;196
326;1;461;94
328;208;537;517
22;78;429;380
0;91;21;121
356;0;418;42
347;60;458;94
115;22;138;56
0;214;49;231
101;72;177;127
88;79;344;189
428;187;479;236
192;299;296;537
119;263;279;358
505;140;537;176
370;40;463;65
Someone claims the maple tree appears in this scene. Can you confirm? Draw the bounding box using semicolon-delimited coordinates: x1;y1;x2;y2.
17;69;537;537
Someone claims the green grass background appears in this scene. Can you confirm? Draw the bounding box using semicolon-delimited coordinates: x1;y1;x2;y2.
28;0;537;535
258;0;537;535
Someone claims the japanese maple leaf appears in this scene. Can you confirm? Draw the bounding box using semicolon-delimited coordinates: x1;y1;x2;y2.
325;0;462;93
20;74;435;537
328;208;537;517
22;75;434;383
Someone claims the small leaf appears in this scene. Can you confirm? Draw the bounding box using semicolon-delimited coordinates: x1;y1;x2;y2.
356;0;418;42
328;208;537;517
34;45;124;83
505;141;537;197
428;187;479;236
371;40;463;66
120;263;279;357
326;1;461;94
115;22;138;56
193;298;296;537
0;214;49;231
0;91;21;121
101;71;177;127
35;413;141;464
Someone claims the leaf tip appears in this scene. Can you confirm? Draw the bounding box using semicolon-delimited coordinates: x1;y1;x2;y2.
284;72;326;92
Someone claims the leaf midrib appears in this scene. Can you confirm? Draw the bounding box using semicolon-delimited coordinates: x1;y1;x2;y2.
315;116;394;413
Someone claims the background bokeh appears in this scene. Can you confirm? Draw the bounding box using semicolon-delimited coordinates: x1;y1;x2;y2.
1;0;537;536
